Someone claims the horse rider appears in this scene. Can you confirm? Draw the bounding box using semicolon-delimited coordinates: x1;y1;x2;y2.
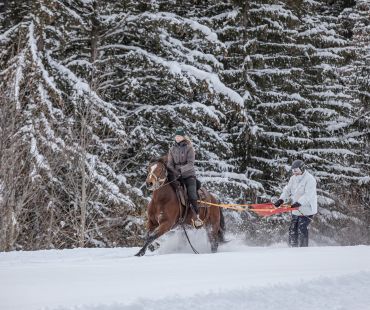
167;127;204;228
274;159;317;247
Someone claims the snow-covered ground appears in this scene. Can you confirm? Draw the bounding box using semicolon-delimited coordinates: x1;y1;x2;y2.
1;231;370;310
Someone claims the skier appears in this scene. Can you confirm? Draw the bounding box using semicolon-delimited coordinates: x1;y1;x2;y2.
274;160;317;247
167;127;203;228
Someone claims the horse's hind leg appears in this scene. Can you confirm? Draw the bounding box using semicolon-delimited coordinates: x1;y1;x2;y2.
206;206;222;253
206;223;219;253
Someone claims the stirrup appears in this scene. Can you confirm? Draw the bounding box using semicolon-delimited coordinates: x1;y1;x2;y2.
192;215;203;229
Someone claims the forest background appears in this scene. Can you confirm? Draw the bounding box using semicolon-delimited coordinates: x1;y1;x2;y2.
0;0;369;251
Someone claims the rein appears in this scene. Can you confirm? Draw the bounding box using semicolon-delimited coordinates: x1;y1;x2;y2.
151;178;178;192
181;224;199;254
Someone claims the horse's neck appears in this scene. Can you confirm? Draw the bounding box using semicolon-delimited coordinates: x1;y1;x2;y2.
153;180;176;202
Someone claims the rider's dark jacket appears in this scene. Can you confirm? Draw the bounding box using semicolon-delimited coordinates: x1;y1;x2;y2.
167;140;196;179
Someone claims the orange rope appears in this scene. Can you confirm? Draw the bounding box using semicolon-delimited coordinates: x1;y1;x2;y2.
197;200;291;212
197;200;256;208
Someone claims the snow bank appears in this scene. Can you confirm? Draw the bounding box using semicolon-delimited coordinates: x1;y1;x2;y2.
0;242;369;310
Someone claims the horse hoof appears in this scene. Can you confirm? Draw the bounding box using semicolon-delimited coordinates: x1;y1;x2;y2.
148;242;160;252
135;250;145;257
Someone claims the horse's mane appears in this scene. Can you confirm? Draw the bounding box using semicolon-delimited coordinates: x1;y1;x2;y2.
150;154;168;165
158;155;168;165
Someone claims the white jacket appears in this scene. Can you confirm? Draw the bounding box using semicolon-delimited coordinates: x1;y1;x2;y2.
279;170;318;216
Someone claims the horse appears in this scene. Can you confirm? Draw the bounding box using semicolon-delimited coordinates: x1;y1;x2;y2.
135;156;225;256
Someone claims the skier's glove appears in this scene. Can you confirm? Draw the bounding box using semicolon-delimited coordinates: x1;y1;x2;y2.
274;199;284;208
291;202;301;208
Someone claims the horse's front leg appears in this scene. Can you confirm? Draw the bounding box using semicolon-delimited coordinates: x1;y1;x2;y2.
135;214;157;257
135;217;175;257
135;231;157;257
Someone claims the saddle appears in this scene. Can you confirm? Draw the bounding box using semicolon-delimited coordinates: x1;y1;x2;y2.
173;179;210;221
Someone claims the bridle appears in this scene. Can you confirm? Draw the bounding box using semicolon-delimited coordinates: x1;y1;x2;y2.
147;161;168;191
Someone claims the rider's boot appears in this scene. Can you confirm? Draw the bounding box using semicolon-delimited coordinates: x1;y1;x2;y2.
190;201;203;229
193;214;203;229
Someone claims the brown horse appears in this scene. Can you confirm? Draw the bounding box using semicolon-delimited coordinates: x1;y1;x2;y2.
135;156;225;256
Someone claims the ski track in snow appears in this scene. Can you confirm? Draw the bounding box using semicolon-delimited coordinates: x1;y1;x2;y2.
1;232;370;310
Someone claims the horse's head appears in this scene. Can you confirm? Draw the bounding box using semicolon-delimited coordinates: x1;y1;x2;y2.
146;156;168;191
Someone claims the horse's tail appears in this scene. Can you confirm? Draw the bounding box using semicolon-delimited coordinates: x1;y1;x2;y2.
218;207;226;243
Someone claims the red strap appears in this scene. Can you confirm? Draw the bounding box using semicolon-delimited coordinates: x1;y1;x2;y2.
249;203;275;209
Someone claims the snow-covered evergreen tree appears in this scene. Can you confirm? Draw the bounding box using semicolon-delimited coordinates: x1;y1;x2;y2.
0;0;142;250
336;0;370;230
212;0;370;244
98;0;263;200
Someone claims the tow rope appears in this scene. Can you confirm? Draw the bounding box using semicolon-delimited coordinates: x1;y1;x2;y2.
197;201;298;217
